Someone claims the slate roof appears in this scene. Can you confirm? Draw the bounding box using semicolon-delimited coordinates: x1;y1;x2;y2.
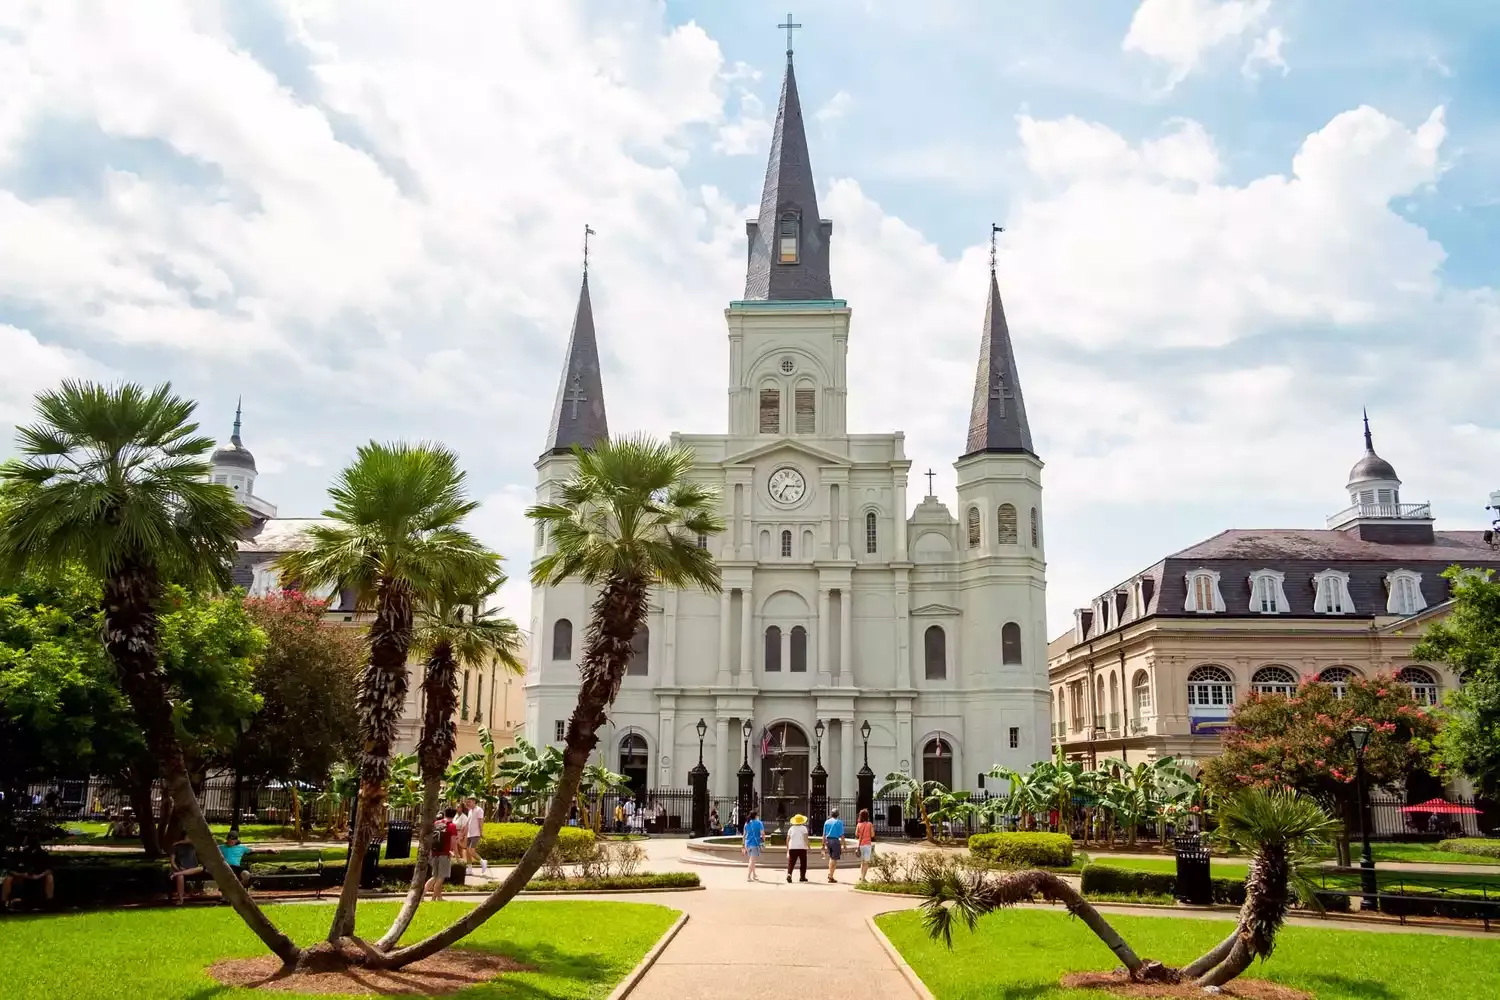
962;270;1035;458
742;53;833;301
543;273;609;456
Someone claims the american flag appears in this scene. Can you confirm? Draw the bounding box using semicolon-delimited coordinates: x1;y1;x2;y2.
758;727;772;757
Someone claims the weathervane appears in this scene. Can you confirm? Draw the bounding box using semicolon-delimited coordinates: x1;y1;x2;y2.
583;224;596;276
778;12;802;55
990;223;1004;276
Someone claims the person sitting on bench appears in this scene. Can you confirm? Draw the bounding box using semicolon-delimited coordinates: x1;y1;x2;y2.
218;832;252;889
2;837;54;911
169;836;204;905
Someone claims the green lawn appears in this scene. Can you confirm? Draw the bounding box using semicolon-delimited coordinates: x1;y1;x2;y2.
1087;857;1500;893
58;821;309;844
0;900;678;1000
877;907;1500;999
1369;842;1500;866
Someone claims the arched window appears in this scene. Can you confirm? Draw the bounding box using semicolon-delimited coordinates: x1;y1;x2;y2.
1252;665;1298;697
764;625;782;672
759;387;781;434
794;385;816;433
1108;673;1119;727
865;511;878;554
460;669;470;721
1132;670;1152;723
922;738;954;789
1313;569;1354;614
997;503;1018;544
924;625;946;679
1318;665;1356;699
1186;665;1234;713
1248;569;1289;614
1030;507;1039;547
778;211;800;264
626;626;649;676
1001;622;1022;665
1185;569;1223;613
780;530;792;558
552;619;573;660
966;507;981;548
1094;675;1105;729
789;625;808;672
619;733;648;793
1397;666;1439;707
474;671;483;724
1386;570;1426;616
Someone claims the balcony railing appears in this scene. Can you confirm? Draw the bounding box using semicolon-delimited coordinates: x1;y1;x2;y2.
1130;718;1150;735
1326;501;1432;529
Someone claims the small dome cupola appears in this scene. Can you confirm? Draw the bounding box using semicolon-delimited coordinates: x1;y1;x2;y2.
1327;409;1431;541
1345;409;1399;505
211;398;257;473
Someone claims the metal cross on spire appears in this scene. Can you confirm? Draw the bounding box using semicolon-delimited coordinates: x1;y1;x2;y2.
924;468;937;497
582;224;597;276
990;223;1004;276
778;12;802;55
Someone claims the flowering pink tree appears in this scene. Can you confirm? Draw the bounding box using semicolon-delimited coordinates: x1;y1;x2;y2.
1202;675;1438;863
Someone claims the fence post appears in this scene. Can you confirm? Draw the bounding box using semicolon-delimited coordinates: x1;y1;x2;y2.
689;766;710;838
809;759;828;835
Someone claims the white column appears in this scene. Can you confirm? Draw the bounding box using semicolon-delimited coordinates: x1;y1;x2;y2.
894;477;908;559
662;590;678;687
716;590;732;687
714;717;730;797
818;588;832;686
839;588;852;685
740;585;755;688
840;717;856;799
895;577;911;688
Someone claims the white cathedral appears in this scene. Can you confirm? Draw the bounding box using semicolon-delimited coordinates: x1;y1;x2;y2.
524;46;1050;803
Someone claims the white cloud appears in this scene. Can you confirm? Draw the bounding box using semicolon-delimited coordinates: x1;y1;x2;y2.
1243;27;1288;79
1123;0;1277;87
814;89;853;126
0;324;107;428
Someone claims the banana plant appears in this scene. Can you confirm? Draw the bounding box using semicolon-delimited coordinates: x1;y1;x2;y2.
495;737;563;817
385;753;423;811
317;761;361;836
577;759;632;833
444;727;502;806
879;772;946;843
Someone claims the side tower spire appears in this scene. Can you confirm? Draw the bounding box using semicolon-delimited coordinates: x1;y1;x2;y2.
543;233;609;456
742;17;832;301
963;226;1035;458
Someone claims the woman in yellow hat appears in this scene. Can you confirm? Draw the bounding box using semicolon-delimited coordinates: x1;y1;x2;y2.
785;813;810;883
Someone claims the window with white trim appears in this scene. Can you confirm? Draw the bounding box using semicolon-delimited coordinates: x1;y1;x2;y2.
865;511;878;554
758;388;781;434
794;387;816;433
1397;666;1439;707
1248;569;1289;614
966;507;981;548
1312;569;1354;614
778;211;800;263
1186;665;1234;711
1386;570;1426;616
554;720;565;742
780;530;792;558
696;533;709;549
1009;726;1019;749
1131;670;1152;722
1318;666;1356;699
1252;665;1298;697
997;504;1018;544
1184;569;1224;613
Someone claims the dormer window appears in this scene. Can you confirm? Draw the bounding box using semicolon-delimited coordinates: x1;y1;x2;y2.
1312;569;1355;614
778;212;799;264
1248;569;1289;614
1386;570;1426;616
1184;569;1224;613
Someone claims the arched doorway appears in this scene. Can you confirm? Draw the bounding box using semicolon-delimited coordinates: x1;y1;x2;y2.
922;737;954;790
759;721;810;825
618;733;649;803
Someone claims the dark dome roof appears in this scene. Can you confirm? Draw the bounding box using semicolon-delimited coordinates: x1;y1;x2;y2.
1348;450;1397;483
212;439;257;472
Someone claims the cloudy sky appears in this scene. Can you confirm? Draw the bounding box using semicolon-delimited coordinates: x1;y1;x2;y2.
3;0;1498;639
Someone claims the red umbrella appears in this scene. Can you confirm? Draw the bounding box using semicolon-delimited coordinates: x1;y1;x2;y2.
1399;798;1482;815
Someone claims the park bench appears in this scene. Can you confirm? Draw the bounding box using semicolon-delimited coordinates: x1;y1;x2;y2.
1321;889;1499;931
247;854;327;897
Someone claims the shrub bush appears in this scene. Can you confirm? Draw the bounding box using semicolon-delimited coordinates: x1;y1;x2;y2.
1438;838;1500;860
968;832;1073;868
477;823;594;862
1079;864;1246;906
526;872;698;892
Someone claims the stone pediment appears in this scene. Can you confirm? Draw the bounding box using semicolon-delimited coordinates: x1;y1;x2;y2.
910;603;962;616
721;438;852;468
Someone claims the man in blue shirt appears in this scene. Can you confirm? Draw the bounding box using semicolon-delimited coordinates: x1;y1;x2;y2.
822;808;845;883
219;831;253;889
741;809;765;882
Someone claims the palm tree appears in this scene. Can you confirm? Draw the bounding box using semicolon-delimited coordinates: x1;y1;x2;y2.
277;440;495;943
0;381;299;965
378;568;525;949
1187;788;1338;987
879;773;944;842
376;434;722;968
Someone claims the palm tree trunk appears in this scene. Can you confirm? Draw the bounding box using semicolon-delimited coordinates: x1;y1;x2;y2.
377;647;458;949
1182;928;1239;978
102;564;300;967
1195;933;1255;987
326;577;415;943
375;575;647;969
975;870;1146;975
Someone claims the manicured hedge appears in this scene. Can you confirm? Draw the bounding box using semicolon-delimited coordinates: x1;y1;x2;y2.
968;832;1073;868
526;872;699;891
477;823;594;862
1438;838;1500;860
1079;864;1246;906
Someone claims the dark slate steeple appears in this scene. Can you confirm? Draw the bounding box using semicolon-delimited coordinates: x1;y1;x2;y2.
543;272;609;457
962;249;1035;459
743;42;832;301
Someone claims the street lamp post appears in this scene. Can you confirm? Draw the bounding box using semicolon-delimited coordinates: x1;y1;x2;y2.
737;719;754;824
856;720;875;819
689;717;709;838
1348;724;1378;910
810;719;828;831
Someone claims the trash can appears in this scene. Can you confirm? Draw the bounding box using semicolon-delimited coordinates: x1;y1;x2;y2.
360;840;383;889
1174;832;1212;905
385;820;413;860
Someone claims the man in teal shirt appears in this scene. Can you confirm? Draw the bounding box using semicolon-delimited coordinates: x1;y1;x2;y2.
822;808;845;883
219;832;252;888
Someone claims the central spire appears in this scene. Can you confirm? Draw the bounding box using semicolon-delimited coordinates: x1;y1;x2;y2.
742;22;832;301
543;258;610;457
963;238;1035;459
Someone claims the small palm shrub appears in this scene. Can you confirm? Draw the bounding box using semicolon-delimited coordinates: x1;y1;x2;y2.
968;831;1073;867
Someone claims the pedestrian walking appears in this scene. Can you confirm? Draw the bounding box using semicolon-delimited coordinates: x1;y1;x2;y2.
465;796;486;874
785;813;810;883
821;807;845;883
855;808;876;882
741;809;765;881
426;808;458;902
454;801;471;864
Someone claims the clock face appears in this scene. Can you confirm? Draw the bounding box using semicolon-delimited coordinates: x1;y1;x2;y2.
768;466;807;505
